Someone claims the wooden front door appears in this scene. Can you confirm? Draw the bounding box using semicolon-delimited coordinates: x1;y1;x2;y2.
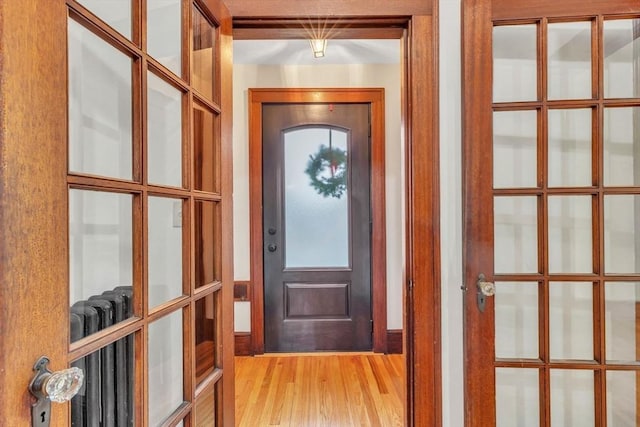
262;103;373;352
0;0;235;425
464;0;640;425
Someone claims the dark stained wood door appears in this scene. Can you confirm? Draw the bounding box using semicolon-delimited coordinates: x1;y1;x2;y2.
262;103;372;352
463;0;640;425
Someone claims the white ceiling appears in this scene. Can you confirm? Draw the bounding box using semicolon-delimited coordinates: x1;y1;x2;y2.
233;39;401;65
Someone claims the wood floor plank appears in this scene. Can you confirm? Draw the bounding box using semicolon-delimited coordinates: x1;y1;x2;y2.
235;354;405;426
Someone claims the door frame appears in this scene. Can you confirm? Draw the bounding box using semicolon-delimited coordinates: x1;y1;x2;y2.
227;5;442;425
248;88;387;353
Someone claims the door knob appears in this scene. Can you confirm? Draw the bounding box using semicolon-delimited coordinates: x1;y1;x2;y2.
29;356;84;427
476;273;495;313
267;243;277;252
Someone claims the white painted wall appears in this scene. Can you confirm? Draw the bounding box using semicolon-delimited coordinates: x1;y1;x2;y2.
439;0;464;426
232;61;404;332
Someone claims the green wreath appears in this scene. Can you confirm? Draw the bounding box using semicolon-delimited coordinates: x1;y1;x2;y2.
305;144;348;199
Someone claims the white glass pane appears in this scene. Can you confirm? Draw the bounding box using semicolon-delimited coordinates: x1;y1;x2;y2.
68;19;133;180
495;282;538;359
148;197;183;309
76;0;131;39
493;110;537;189
548;109;592;187
548;22;592;100
605;195;640;274
285;128;349;268
604;19;640;99
605;282;640;362
148;310;183;425
496;368;539;427
604;107;640;187
147;0;182;76
493;25;537;103
548;196;593;274
607;371;639;426
551;369;595;427
549;282;593;360
192;6;215;100
69;189;133;308
147;72;182;187
494;196;538;274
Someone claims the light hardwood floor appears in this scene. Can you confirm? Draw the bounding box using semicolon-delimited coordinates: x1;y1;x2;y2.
235;353;405;427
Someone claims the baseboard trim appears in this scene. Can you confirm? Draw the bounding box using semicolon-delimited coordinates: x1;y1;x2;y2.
386;329;403;354
235;330;404;356
235;333;252;356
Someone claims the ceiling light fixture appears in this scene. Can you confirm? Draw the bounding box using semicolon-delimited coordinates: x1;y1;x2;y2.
309;38;327;58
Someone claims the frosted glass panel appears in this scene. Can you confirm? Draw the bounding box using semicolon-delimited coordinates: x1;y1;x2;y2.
495;282;538;359
548;109;592;187
604;107;640;187
147;72;182;187
493;25;537;103
604;19;640;99
496;368;539;427
549;282;593;360
493;110;537;189
605;282;640;362
192;6;215;100
605;195;640;274
193;103;219;193
548;196;593;274
195;382;216;426
148;197;183;309
148;0;181;76
195;294;216;385
548;22;592;100
194;201;220;287
76;0;131;39
607;371;639;426
285;128;349;268
69;190;133;311
68;18;133;180
494;196;538;274
149;310;183;425
551;370;595;427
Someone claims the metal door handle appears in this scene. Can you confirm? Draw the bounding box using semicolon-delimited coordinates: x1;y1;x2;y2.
477;273;495;312
29;356;84;427
267;243;277;252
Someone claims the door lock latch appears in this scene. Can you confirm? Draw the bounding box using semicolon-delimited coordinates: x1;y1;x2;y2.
476;273;495;313
29;356;84;427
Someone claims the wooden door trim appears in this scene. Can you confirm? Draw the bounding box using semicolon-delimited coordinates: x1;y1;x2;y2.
248;88;388;353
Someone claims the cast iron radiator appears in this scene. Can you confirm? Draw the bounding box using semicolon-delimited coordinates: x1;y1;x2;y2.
70;286;134;427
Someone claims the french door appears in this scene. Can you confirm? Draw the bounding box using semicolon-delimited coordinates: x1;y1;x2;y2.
464;0;640;425
0;0;234;425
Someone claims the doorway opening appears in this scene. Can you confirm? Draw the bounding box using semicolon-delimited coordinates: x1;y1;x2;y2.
231;38;405;424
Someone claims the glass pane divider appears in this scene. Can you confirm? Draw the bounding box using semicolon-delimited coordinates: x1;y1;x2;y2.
194;367;223;397
67;2;142;58
68;318;142;361
145;298;190;324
